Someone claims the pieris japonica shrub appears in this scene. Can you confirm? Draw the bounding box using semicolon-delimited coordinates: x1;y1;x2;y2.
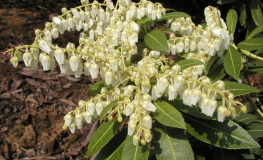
5;0;263;159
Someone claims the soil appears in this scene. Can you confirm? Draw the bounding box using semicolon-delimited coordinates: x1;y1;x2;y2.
0;0;262;160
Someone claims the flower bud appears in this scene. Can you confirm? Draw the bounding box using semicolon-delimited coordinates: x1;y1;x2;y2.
23;52;32;67
10;57;19;67
133;134;140;145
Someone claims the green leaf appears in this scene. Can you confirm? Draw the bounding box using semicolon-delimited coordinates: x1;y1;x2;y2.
234;113;258;126
105;142;124;160
158;12;190;21
213;148;236;160
246;25;263;39
234;149;255;159
252;147;263;156
254;48;263;54
246;68;263;74
136;16;151;25
223;45;242;81
217;0;237;5
99;100;119;121
192;147;205;160
184;114;260;149
176;59;204;71
87;119;122;158
96;129;127;160
246;123;263;139
121;135;150;160
154;123;194;160
238;38;263;51
152;99;186;129
251;0;263;26
144;29;169;52
88;81;113;95
166;98;214;120
239;3;247;27
204;56;218;76
208;64;226;82
226;9;238;34
224;81;260;96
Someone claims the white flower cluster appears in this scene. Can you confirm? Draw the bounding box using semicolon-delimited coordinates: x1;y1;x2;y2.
8;0;246;146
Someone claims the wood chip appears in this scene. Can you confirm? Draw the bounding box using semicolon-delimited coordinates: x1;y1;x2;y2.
63;83;72;89
26;97;38;104
59;98;76;106
1;127;8;132
26;78;41;86
0;93;11;99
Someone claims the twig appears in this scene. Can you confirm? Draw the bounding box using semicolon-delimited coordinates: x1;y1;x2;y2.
119;116;128;131
15;143;35;157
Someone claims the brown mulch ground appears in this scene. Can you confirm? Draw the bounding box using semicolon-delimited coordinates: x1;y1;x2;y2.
0;1;101;159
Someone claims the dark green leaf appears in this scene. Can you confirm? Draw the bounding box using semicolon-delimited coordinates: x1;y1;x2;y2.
87;119;122;158
234;113;258;126
238;38;263;51
252;147;263;156
184;114;260;149
240;3;247;27
121;135;150;160
95;129;127;160
88;81;113;95
246;68;263;74
246;123;263;139
105;142;124;160
144;29;169;52
233;149;255;159
176;59;204;71
152;99;186;129
226;9;238;34
251;0;263;26
154;123;194;160
192;147;205;160
99;100;119;121
223;45;242;81
213;148;236;160
204;56;218;76
224;81;260;96
254;48;263;54
158;12;190;21
176;52;189;58
208;64;226;82
217;0;237;5
247;25;263;39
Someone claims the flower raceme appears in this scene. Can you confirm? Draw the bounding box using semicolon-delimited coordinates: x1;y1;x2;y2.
6;0;246;146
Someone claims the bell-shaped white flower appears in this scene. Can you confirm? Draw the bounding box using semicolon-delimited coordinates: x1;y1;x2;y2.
10;57;19;67
59;59;69;74
41;54;51;70
174;75;185;91
75;113;83;129
69;55;80;72
23;52;33;67
217;106;227;122
126;103;135;116
168;85;178;101
124;85;135;95
142;101;156;112
38;39;52;54
156;77;169;94
75;63;83;78
143;115;152;129
83;111;92;123
128;120;136;136
64;114;72;127
87;102;96;115
52;17;61;25
89;63;99;79
51;28;59;39
109;59;118;72
30;56;38;70
144;129;152;142
72;8;80;18
84;62;91;76
105;71;113;85
54;48;65;65
106;0;114;10
68;123;76;133
96;102;104;115
133;134;140;145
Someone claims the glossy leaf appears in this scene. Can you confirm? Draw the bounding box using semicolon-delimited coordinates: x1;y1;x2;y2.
246;68;263;74
152;99;186;129
99;100;119;121
246;123;263;139
144;29;169;52
158;12;190;21
224;81;260;96
234;113;258;126
176;59;204;71
226;9;238;34
96;129;127;160
238;38;263;51
121;135;150;160
251;0;263;26
252;147;263;156
208;64;226;82
87;119;122;158
239;3;247;27
246;25;263;39
184;114;260;149
154;123;194;160
223;45;242;81
105;142;125;160
204;56;217;76
88;81;113;95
